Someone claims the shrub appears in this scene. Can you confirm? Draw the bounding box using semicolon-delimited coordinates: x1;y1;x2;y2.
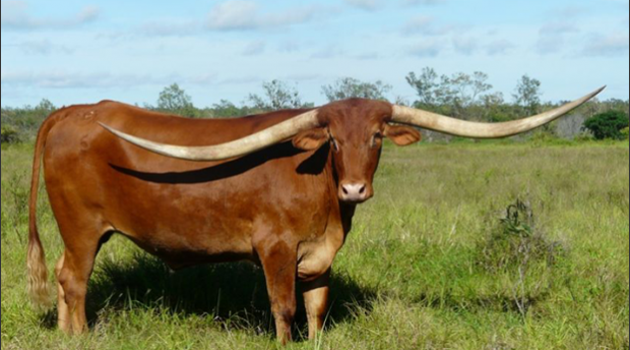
574;132;594;143
479;200;564;272
621;127;629;140
477;199;566;317
583;111;629;140
1;126;19;144
529;131;573;146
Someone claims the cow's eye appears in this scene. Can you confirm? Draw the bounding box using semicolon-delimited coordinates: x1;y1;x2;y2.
371;132;383;148
331;138;340;152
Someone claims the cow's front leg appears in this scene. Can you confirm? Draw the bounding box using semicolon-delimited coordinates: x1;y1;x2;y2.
254;235;298;345
301;269;330;340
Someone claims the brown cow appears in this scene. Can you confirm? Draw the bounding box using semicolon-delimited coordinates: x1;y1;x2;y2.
27;87;603;344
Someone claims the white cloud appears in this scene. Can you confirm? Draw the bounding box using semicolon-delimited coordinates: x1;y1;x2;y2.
218;76;262;85
0;70;220;89
1;2;100;31
206;1;320;31
140;20;199;37
582;34;630;57
408;41;443;57
18;39;74;55
311;45;344;59
452;36;478;56
485;39;515;56
76;6;100;23
403;0;446;5
0;0;27;21
279;41;301;53
139;2;331;36
284;73;320;82
552;5;586;18
344;0;380;11
535;22;580;55
242;41;266;56
1;71;151;89
402;16;456;36
354;52;381;60
186;74;218;85
540;22;580;35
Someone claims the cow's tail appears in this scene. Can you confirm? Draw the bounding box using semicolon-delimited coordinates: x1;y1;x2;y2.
27;114;59;309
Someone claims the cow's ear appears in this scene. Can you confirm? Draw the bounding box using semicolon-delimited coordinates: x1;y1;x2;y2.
384;124;421;146
292;128;329;151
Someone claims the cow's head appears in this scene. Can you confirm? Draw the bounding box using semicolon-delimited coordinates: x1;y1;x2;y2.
291;99;420;203
101;87;604;204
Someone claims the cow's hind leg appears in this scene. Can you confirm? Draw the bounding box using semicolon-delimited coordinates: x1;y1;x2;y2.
55;253;71;333
254;234;298;345
56;230;103;334
301;269;330;340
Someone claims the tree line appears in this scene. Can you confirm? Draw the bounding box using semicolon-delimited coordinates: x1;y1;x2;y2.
2;68;629;143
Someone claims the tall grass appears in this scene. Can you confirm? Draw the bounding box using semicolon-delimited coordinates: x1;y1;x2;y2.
1;141;628;349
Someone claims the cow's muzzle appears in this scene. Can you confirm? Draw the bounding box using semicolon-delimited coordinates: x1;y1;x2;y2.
339;182;373;203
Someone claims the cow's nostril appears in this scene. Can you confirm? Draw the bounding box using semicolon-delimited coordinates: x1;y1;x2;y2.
359;185;366;194
342;187;349;195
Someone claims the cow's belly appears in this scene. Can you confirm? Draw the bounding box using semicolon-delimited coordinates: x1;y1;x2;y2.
117;211;257;268
113;190;332;271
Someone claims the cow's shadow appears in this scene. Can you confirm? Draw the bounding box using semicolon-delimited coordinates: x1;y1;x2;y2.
42;252;377;341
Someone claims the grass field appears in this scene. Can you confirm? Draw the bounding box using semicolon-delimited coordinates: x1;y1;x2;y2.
2;141;629;350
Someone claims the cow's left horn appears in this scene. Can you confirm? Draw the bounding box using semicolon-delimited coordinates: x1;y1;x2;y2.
100;109;319;161
390;87;605;139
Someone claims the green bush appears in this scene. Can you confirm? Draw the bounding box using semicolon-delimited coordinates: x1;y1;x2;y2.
476;199;566;318
574;132;594;142
529;131;573;146
478;199;564;273
1;126;19;144
622;127;629;140
583;110;629;140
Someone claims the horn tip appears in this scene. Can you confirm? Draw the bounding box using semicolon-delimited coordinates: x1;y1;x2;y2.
583;86;607;102
594;86;607;96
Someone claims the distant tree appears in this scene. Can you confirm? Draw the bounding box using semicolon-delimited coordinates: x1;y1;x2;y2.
209;100;253;118
606;98;630;115
321;78;392;102
0;99;56;141
406;68;440;106
157;84;197;118
449;72;493;106
35;99;56;114
406;68;494;120
247;80;313;111
513;75;542;115
479;92;517;122
583;111;629;140
556;113;588;139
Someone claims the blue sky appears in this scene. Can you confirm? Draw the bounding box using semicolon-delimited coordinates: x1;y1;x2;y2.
1;0;628;108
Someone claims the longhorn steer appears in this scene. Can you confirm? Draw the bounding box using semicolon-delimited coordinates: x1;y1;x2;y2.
28;88;603;344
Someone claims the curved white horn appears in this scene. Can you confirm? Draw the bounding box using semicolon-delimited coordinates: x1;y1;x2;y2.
391;87;605;139
100;110;319;161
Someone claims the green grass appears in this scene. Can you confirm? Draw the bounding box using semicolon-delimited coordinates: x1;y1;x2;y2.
2;141;629;350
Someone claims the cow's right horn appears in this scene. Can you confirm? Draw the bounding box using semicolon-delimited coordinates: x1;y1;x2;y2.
390;87;605;139
100;109;319;161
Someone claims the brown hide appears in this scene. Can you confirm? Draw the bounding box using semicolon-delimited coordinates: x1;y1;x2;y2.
44;101;343;264
29;99;420;343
